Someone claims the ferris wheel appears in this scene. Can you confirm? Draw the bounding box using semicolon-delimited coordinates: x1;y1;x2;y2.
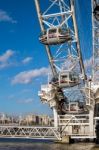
35;0;88;127
34;0;99;137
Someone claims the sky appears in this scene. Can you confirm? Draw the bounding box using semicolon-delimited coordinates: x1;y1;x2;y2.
0;0;92;115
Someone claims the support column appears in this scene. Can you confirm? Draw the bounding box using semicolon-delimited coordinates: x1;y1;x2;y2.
70;0;86;81
53;107;58;128
34;0;57;77
89;109;94;136
88;78;94;136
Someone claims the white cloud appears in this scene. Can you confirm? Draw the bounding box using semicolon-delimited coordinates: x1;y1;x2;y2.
17;98;33;104
12;67;49;84
0;50;14;62
0;50;15;69
0;9;17;23
22;57;33;64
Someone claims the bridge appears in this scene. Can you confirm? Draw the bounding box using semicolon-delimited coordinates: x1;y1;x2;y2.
0;125;61;140
0;113;98;140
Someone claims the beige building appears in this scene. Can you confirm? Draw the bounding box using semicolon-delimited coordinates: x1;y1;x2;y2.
23;114;53;126
39;115;50;126
24;114;37;125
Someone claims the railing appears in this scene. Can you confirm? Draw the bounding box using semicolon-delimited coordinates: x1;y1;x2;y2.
58;114;89;125
0;126;61;140
0;115;97;140
58;114;97;138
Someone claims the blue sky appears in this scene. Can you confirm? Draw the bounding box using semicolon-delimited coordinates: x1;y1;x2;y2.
0;0;92;115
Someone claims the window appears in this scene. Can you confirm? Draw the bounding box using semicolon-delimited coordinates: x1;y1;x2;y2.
49;28;57;34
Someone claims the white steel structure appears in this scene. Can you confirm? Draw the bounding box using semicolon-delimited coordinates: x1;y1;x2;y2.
0;125;61;140
91;0;99;103
35;0;86;128
92;0;99;83
0;0;97;141
35;0;99;140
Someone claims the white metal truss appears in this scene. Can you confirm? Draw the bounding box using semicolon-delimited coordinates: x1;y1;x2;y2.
58;114;96;137
35;0;86;118
0;0;97;141
92;0;99;83
58;114;90;126
0;126;61;140
35;0;99;139
38;0;84;78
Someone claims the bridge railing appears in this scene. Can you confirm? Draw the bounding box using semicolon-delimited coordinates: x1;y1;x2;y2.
0;126;61;140
58;114;89;126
